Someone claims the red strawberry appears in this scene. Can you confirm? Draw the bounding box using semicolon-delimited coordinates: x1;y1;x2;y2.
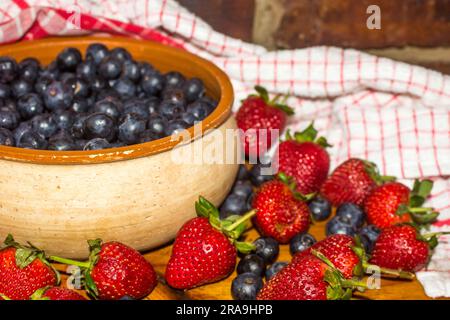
0;235;59;300
365;180;438;229
252;175;311;243
370;224;448;272
236;86;294;158
294;234;414;280
277;123;331;194
50;240;157;300
166;197;256;289
320;158;394;206
31;286;86;300
257;252;364;300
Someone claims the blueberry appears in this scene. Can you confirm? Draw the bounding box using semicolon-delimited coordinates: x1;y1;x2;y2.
11;78;33;98
99;57;122;80
57;48;82;71
140;71;165;96
179;112;196;126
309;197;332;221
43;81;74;111
119;295;135;300
139;62;155;77
265;261;288;281
118;113;146;144
232;180;253;199
67;77;90;99
336;203;365;228
112;78;136;100
0;108;20;130
220;194;248;218
74;139;88;150
13;121;32;143
158;100;184;119
0;128;14;146
110;47;132;63
52;110;75;131
165;119;188;136
0;57;18;83
253;237;279;264
139;129;160;143
94;99;121;121
48;137;76;151
164;71;185;89
145;96;160;115
17;130;48;149
289;233;316;256
83;138;111;150
34;76;52;95
31;114;58;138
237;254;265;276
17;93;44;120
123;99;150;120
76;60;96;81
39;61;60;80
147;115;167;137
90;76;107;92
183;78;205;103
71;113;88;138
1;99;16;111
246;193;254;211
0;83;10;99
326;216;356;237
110;141;126;148
19;58;40;83
237;165;249;180
186;100;211;121
84;113;116;141
358;225;381;254
70;98;90;113
162;88;186;106
249;162;274;187
231;273;263;300
121;60;140;82
86;43;109;65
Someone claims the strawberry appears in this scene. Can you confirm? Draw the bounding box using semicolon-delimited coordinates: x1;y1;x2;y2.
277;123;331;194
50;240;157;300
320;158;394;206
257;251;364;300
0;235;59;300
294;234;414;280
370;224;448;272
236;86;294;158
165;197;256;289
31;286;86;300
365;179;439;229
252;175;311;243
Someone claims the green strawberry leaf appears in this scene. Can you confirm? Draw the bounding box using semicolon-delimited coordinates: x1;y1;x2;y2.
409;195;426;208
234;241;256;254
293;122;318;143
30;286;51;300
412;179;433;199
15;248;37;269
195;196;220;220
273;103;295;115
254;85;269;103
84;271;99;299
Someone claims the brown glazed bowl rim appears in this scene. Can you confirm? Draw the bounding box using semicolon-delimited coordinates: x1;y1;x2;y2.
0;37;234;165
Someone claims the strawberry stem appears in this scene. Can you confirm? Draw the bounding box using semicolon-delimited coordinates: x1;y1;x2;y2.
421;231;450;239
362;262;415;280
223;210;256;232
49;256;90;269
341;279;368;290
0;293;10;300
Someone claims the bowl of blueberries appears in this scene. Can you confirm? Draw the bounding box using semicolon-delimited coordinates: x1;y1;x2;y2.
0;37;237;258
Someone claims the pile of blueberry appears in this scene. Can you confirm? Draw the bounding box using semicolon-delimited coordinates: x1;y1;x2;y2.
0;44;217;151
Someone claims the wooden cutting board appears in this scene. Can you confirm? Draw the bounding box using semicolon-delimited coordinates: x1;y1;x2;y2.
54;218;443;300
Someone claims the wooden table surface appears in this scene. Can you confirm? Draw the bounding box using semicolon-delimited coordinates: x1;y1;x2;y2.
55;217;442;300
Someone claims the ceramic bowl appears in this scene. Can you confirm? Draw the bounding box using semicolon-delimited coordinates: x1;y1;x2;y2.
0;37;238;258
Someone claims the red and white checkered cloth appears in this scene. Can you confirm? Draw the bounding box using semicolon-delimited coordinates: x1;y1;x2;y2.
1;0;449;298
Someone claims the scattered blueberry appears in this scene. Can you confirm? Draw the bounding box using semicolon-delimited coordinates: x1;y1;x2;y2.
309;197;332;221
289;232;316;256
236;165;249;180
326;216;356;237
231;273;263;300
358;225;381;254
265;261;288;281
336;203;365;228
219;194;248;218
119;295;135;301
253;237;279;264
237;254;266;276
232;180;253;199
249;162;274;187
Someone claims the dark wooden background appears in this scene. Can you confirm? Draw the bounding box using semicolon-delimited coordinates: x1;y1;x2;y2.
177;0;450;74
